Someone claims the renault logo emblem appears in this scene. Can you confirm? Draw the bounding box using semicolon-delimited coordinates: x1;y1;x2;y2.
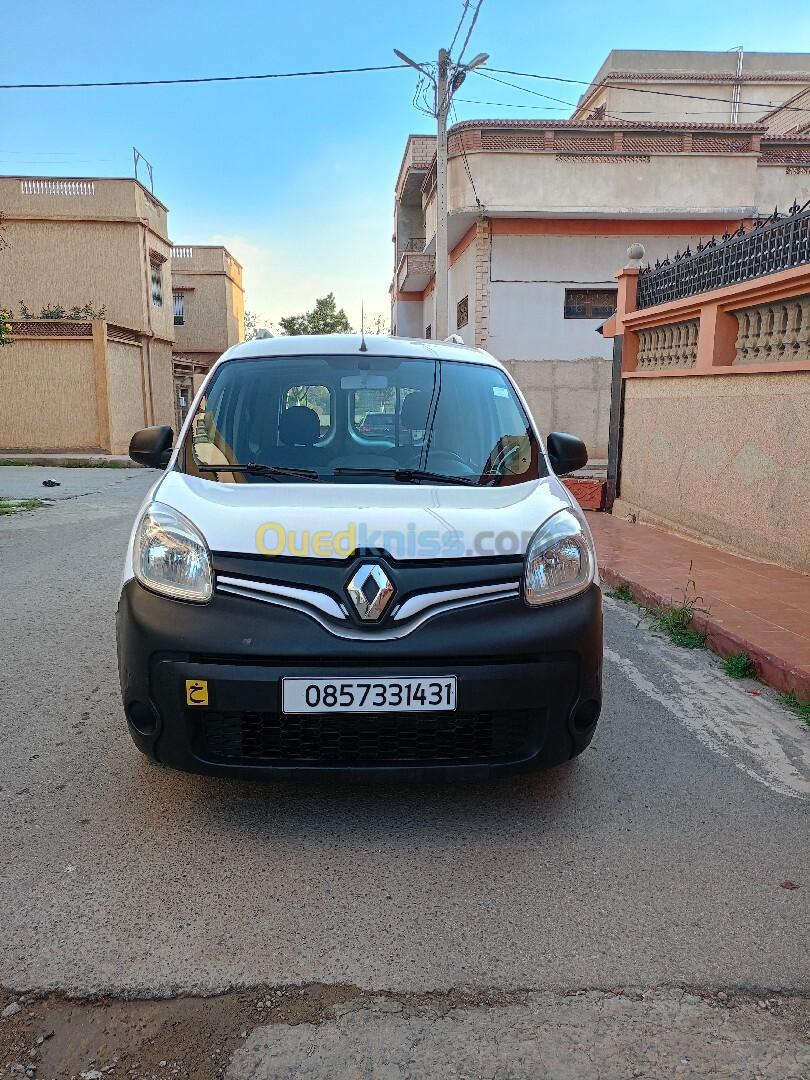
346;564;394;621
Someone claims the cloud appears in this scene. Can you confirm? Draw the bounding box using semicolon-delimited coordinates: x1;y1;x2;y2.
208;221;391;333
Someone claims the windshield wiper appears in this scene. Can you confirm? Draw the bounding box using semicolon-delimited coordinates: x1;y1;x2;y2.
196;462;322;481
332;466;479;486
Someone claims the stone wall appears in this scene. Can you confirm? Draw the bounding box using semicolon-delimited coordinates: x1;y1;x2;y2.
0;321;174;454
505;357;612;460
0;334;99;450
614;372;810;572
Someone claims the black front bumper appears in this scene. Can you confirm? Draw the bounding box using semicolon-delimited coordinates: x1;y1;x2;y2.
116;580;603;779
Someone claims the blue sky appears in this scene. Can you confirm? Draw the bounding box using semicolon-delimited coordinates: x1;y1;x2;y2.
3;0;810;329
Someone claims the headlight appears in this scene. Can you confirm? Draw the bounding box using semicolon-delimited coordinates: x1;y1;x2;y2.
523;509;595;606
134;502;213;603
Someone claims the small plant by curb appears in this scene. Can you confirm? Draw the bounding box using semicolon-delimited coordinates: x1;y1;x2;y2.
778;691;810;729
605;583;634;602
649;565;707;649
604;567;707;649
0;497;42;516
722;652;756;679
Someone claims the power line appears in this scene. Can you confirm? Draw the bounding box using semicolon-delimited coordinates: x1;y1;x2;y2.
484;66;810;117
475;69;579;110
455;97;570;111
0;62;414;91
450;101;482;209
456;97;793;117
475;69;629;125
456;0;485;66
448;0;472;56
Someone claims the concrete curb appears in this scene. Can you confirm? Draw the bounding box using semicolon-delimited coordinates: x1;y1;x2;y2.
0;454;138;468
599;565;810;702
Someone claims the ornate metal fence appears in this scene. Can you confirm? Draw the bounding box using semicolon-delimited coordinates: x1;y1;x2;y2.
637;200;810;309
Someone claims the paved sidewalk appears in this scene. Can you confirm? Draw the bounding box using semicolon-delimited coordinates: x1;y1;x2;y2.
590;513;810;700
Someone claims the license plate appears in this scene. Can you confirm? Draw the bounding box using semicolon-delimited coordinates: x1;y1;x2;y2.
282;676;457;714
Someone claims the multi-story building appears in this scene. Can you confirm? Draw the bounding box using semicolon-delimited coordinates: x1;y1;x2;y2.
0;174;175;452
571;49;810;128
390;50;810;458
0;176;245;452
170;244;245;424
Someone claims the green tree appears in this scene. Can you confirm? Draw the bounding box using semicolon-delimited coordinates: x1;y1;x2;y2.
278;293;352;336
244;308;273;341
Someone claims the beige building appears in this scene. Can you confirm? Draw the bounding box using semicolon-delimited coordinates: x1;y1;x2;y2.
390;50;810;458
0;175;175;451
0;176;245;452
170;244;245;424
1;318;170;456
572;49;810;130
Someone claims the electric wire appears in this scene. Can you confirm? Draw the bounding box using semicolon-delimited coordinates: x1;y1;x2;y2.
483;66;810;117
456;0;485;66
454;98;570;110
448;0;472;56
450;101;482;209
0;62;415;91
3;56;810;118
473;69;631;124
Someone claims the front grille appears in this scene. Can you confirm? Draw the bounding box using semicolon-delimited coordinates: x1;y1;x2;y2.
196;709;539;766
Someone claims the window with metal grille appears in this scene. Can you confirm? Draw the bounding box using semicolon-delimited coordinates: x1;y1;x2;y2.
173;292;185;325
150;260;164;307
425;324;432;339
456;295;469;329
563;288;617;320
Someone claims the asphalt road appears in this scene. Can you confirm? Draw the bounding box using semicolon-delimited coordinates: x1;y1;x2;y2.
1;466;808;1075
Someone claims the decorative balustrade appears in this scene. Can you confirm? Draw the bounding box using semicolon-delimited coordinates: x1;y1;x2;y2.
637;200;810;309
171;246;193;259
733;295;810;365
636;319;699;370
20;179;95;197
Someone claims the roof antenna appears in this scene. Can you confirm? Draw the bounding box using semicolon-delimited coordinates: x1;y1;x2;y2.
359;299;368;351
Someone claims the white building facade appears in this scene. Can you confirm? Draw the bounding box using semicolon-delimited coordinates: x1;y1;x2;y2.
390;51;810;458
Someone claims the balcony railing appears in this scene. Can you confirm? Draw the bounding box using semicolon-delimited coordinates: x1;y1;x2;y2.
637;199;810;309
396;251;435;293
399;237;426;255
20;179;95;197
171;246;194;259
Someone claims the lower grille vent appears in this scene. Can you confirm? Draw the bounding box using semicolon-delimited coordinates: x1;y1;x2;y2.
196;709;538;765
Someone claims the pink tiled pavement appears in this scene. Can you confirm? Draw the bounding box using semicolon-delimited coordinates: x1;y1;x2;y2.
589;513;810;701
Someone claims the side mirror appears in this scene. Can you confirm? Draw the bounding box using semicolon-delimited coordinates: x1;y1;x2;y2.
546;431;588;476
129;425;174;469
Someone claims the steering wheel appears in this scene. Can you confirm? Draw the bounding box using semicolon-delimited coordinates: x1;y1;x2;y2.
489;441;521;474
426;449;478;475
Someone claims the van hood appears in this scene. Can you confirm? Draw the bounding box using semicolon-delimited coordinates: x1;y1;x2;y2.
150;470;577;561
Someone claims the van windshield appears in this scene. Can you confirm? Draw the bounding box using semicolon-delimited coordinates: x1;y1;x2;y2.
182;354;543;486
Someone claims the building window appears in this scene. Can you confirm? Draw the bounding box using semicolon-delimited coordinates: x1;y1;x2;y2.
456;296;469;329
425;324;432;339
150;259;164;307
173;292;185;326
563;288;617;320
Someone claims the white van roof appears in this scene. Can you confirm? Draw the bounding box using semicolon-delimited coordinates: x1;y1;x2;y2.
221;334;501;367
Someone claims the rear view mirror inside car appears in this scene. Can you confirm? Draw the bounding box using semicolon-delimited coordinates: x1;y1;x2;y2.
340;374;389;390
